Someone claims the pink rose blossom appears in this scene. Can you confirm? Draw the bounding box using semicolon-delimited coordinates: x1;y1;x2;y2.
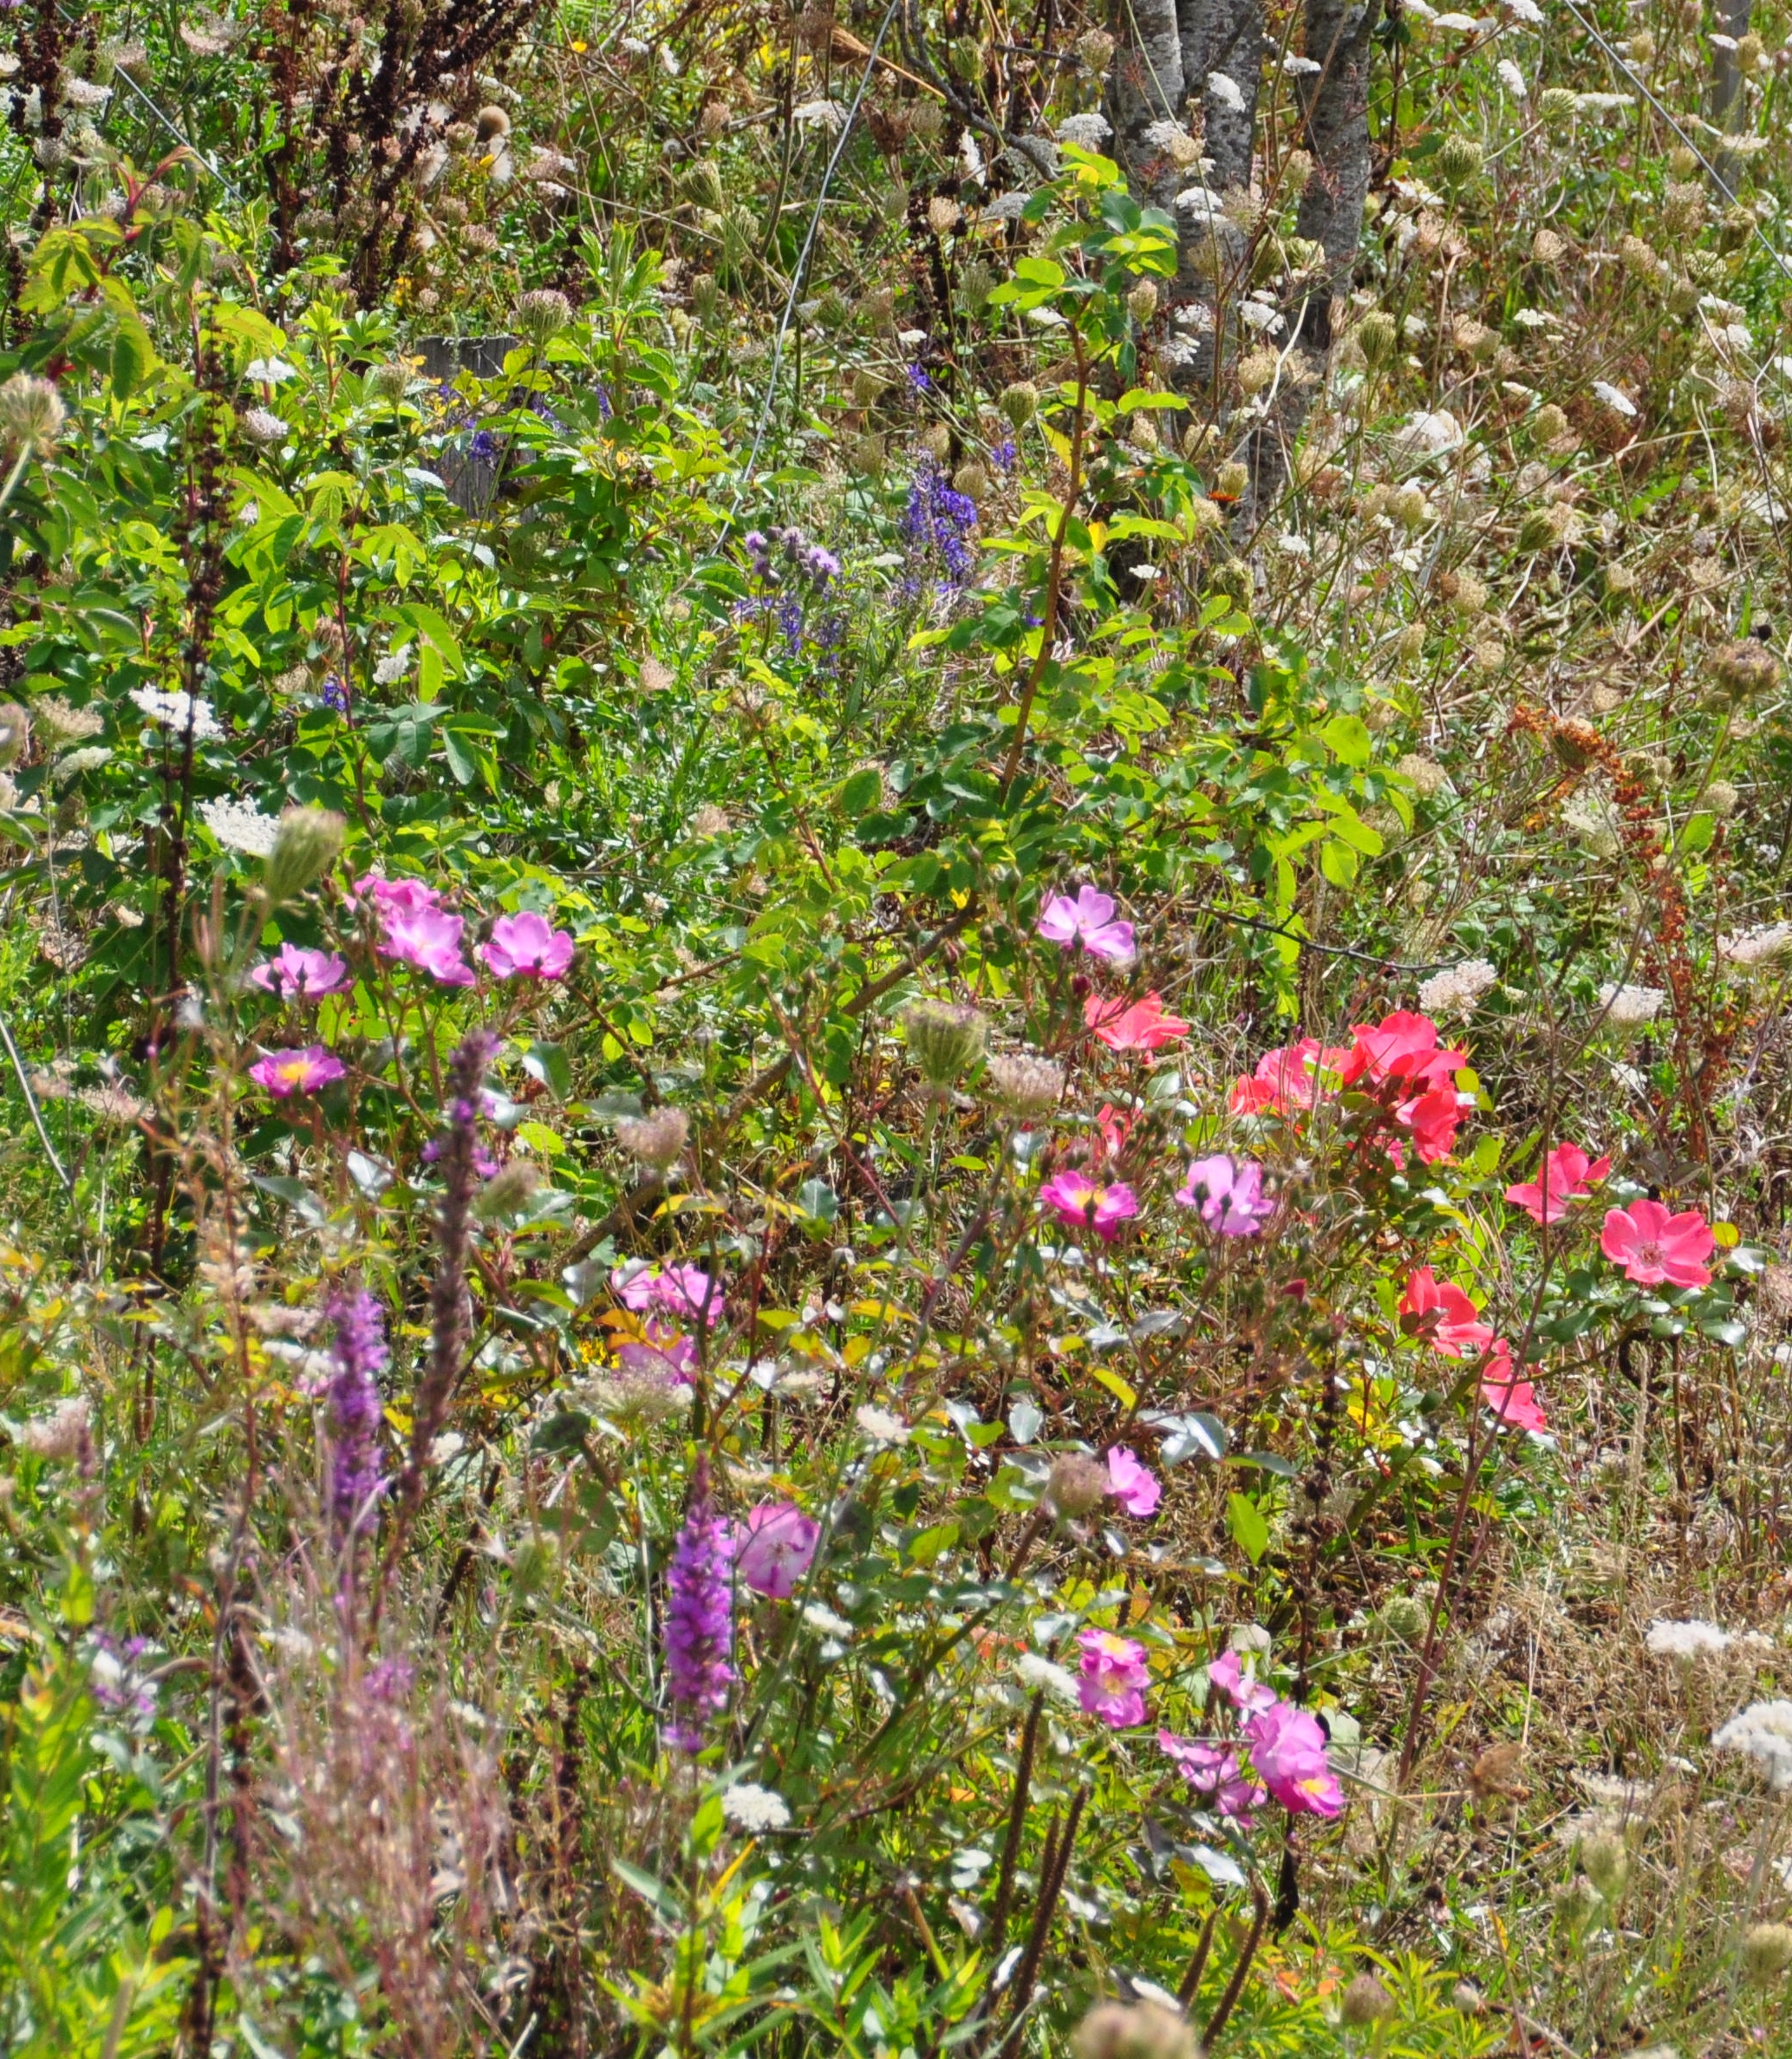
1158;1730;1265;1825
1037;885;1135;964
251;942;350;1000
611;1260;724;1326
378;905;475;987
1480;1346;1549;1434
1600;1197;1714;1289
1176;1154;1273;1236
1505;1141;1611;1227
734;1503;821;1599
356;873;443;918
249;1044;346;1098
1230;1037;1344;1117
1038;1170;1139;1244
1242;1700;1343;1817
1398;1267;1495;1359
480;910;576;981
1084;990;1189;1052
1077;1628;1150;1729
1208;1646;1277;1714
1105;1445;1161;1517
616;1323;697;1385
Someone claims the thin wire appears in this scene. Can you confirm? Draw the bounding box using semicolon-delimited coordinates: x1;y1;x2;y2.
49;6;241;199
0;1007;71;1191
1550;0;1792;292
740;0;902;491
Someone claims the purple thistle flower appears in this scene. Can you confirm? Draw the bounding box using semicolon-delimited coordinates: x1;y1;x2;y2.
662;1454;734;1754
327;1289;389;1537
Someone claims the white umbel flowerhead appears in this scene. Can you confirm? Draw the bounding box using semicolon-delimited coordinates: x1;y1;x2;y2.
1056;111;1112;151
1645;1619;1731;1659
1597;981;1666;1027
199;795;280;857
1417;958;1498;1019
1714;1699;1792;1789
1720;922;1792;968
720;1783;791;1832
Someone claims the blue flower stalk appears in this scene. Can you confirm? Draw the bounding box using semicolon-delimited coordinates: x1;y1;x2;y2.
326;1288;388;1538
662;1455;734;1754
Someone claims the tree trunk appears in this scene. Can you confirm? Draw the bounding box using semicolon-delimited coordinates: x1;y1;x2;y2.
1235;0;1384;525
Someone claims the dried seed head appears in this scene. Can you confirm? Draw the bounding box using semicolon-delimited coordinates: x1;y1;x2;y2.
1534;402;1570;444
1357;308;1398;368
1437;134;1484;184
1554;1873;1603;1934
1446;569;1488;616
1235;347;1280;397
850;368;887;408
1532;228;1567;263
1743;1921;1792;1982
1127;278;1158;323
1578;1828;1630;1901
364;360;409;402
1339;1974;1397;2026
899;998;987;1091
1396;622;1426;662
1619;232;1663;280
985;1052;1065;1117
1046;1453;1111;1518
0;703;29;769
953;461;991;503
472;1158;540;1220
927;196;962;237
475;103;512;141
1075;27;1117;70
999;381;1039;427
0;374;64;458
263;806;345;904
1711;639;1781;702
850;431;887;476
1216;459;1250;498
1391;482;1430;531
922;422;953;462
20;1395;91;1462
1539;85;1579;120
1705;779;1739;816
1072;2000;1198;2059
516;287;573;342
616;1106;690;1169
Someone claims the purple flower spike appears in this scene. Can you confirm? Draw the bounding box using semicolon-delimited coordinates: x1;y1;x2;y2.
326;1289;389;1538
663;1455;735;1753
1176;1154;1274;1236
1036;884;1136;965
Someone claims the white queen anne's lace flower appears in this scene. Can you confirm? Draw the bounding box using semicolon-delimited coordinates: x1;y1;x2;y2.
130;686;223;740
854;1404;909;1447
1715;1699;1792;1788
1417;959;1497;1019
1598;981;1666;1026
1055;111;1112;151
721;1783;792;1832
1720;922;1792;967
1206;72;1245;112
1645;1619;1731;1659
1015;1652;1081;1704
199;796;280;857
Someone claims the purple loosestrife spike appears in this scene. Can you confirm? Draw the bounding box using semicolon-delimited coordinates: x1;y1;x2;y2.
326;1289;389;1537
663;1455;735;1753
380;1029;497;1593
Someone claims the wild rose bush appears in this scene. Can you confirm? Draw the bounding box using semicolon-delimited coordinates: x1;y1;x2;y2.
5;0;1792;2054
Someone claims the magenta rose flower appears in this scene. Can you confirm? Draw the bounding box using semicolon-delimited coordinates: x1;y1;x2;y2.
735;1503;822;1599
1158;1730;1266;1826
1105;1445;1161;1517
1038;1170;1139;1244
379;906;475;987
1242;1700;1343;1817
249;1044;346;1098
1036;884;1136;964
251;942;351;1000
1076;1627;1150;1729
480;910;575;981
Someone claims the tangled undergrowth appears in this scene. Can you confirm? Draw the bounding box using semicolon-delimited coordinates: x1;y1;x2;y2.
6;0;1792;2051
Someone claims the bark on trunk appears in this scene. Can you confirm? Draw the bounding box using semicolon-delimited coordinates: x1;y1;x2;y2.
1235;0;1383;526
1711;0;1750;195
